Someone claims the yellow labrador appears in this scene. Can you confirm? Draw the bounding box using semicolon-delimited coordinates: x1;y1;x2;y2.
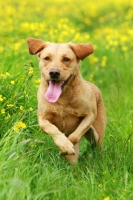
26;38;106;163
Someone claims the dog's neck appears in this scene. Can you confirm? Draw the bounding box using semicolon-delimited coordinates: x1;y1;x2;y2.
61;73;84;97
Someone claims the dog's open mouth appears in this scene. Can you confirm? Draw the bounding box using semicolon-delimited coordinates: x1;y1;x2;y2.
45;76;71;103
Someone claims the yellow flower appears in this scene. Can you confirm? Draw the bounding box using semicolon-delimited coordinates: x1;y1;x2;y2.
14;121;26;133
101;56;107;67
1;72;10;79
0;46;4;51
121;36;128;42
1;109;5;114
29;107;33;111
11;80;15;85
34;79;41;84
28;67;34;75
7;104;14;107
103;196;110;200
17;121;26;128
93;56;99;63
20;106;24;111
5;72;10;76
98;184;102;188
99;80;103;84
122;46;128;51
89;74;94;82
14;42;21;50
103;171;107;175
30;142;34;147
0;95;4;102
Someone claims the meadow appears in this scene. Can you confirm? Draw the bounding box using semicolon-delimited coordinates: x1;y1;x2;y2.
0;0;133;199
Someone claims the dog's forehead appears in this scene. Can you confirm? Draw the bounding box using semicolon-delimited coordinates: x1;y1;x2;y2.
43;43;74;55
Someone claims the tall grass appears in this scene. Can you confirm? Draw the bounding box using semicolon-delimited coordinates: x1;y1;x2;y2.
0;0;133;199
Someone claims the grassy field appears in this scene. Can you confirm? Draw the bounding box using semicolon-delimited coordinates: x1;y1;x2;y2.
0;0;133;199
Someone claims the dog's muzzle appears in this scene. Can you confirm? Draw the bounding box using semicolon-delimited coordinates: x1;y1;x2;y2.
49;68;60;80
45;73;72;103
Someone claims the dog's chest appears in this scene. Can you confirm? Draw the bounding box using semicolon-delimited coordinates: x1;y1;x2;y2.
45;105;83;134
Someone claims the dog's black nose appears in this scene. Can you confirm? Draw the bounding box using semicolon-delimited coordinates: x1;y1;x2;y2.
49;68;60;79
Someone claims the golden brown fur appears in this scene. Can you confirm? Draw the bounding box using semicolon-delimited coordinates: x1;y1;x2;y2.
26;38;106;163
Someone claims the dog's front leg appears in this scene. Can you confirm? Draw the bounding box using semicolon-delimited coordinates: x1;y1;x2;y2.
68;112;96;144
38;117;75;155
65;142;80;164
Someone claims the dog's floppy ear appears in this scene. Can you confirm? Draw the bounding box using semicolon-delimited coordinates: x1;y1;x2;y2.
26;38;46;55
69;43;94;60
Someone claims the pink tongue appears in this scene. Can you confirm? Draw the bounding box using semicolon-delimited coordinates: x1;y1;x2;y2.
45;81;63;103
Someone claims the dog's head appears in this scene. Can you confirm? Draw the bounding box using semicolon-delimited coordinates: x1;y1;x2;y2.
26;38;94;103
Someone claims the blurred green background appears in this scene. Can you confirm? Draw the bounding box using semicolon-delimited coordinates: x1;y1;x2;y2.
0;0;133;199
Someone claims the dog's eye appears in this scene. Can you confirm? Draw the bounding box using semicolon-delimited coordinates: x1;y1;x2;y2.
63;57;70;62
44;56;50;61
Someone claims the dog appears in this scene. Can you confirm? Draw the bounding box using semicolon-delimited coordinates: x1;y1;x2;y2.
26;38;106;163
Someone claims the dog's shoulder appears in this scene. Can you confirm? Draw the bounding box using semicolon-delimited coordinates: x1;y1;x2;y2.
85;81;103;102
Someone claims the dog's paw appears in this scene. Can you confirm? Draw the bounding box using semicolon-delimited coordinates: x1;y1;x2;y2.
68;134;79;144
53;134;75;155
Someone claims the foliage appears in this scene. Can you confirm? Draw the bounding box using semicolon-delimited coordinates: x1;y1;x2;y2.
0;0;133;199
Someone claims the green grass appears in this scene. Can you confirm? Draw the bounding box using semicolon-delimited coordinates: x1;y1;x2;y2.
0;0;133;199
